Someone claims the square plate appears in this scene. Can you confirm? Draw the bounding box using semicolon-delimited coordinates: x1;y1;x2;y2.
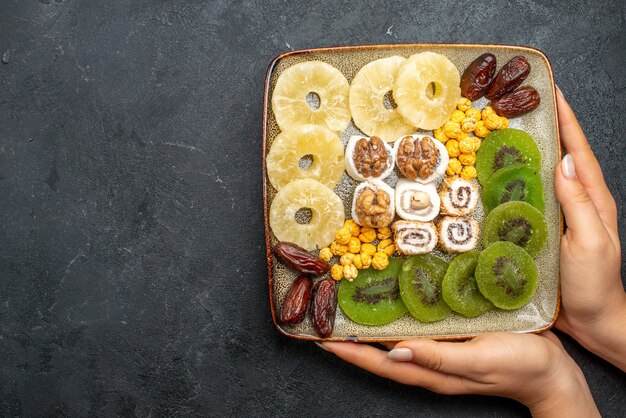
263;44;561;341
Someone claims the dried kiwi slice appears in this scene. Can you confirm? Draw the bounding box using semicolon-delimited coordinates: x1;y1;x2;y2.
483;165;545;213
483;201;548;258
442;252;494;317
475;241;538;310
338;258;407;325
399;254;451;322
476;128;541;186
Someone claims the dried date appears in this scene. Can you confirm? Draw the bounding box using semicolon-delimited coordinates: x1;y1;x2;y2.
310;278;337;338
273;242;330;276
491;86;541;118
485;56;530;100
280;275;313;325
460;53;497;100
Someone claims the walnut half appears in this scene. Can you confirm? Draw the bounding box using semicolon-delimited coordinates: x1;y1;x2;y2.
355;187;392;229
352;136;389;178
396;136;439;181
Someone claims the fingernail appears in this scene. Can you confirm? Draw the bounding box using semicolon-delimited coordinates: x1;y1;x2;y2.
562;154;576;179
555;84;564;97
315;341;330;352
387;348;413;361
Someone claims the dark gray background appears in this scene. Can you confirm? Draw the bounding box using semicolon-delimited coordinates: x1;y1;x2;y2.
1;0;625;416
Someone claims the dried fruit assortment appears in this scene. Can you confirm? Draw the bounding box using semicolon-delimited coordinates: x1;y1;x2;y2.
269;50;549;338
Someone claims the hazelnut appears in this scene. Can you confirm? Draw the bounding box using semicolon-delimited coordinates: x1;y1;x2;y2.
411;191;431;210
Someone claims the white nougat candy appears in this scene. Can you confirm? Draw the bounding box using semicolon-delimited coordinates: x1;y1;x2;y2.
439;177;479;216
395;179;440;222
392;220;438;255
394;134;449;184
351;179;395;229
438;216;480;253
345;135;395;182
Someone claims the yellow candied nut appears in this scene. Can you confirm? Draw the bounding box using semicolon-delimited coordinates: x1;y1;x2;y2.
343;264;358;281
474;121;490;138
335;227;351;245
330;264;344;281
472;136;482;151
340;253;355;266
461;117;477;133
465;107;481;121
344;219;361;237
446;139;460;158
450;110;466;124
446;158;462;176
481;105;495;120
347;237;361;254
443;121;462;139
330;241;348;256
433;127;449;143
360;243;377;257
485;113;503;130
457;97;472;112
376;227;392;240
459;152;476;166
377;239;395;256
460;165;477;180
353;253;372;269
319;247;332;262
371;251;389;270
499;116;509;129
358;227;376;243
459;136;476;154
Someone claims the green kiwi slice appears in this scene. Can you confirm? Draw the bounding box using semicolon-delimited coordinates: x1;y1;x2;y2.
483;201;548;257
338;258;407;325
475;241;538;310
399;254;451;323
476;128;541;186
483;165;545;213
442;252;494;317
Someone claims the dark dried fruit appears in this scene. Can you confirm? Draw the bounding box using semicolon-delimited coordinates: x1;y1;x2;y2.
273;242;330;276
310;278;337;338
280;275;313;325
460;53;497;100
491;86;541;118
485;56;530;100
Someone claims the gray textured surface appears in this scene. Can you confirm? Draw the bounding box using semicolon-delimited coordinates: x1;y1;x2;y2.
0;0;624;416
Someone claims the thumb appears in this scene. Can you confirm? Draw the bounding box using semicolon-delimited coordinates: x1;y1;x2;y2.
392;338;480;376
554;154;606;241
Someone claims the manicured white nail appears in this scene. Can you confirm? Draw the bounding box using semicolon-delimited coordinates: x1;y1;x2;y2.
315;341;330;352
387;348;413;361
562;154;576;179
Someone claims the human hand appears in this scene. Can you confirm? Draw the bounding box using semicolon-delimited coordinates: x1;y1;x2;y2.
553;88;626;370
322;332;599;417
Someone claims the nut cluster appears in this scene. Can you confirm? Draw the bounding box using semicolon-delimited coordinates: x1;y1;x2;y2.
396;136;439;181
353;136;389;178
320;220;395;281
355;188;392;229
434;99;510;180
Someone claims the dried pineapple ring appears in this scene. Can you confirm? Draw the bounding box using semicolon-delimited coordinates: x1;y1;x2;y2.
266;124;345;190
349;56;416;142
269;179;345;251
393;52;461;130
272;61;350;133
